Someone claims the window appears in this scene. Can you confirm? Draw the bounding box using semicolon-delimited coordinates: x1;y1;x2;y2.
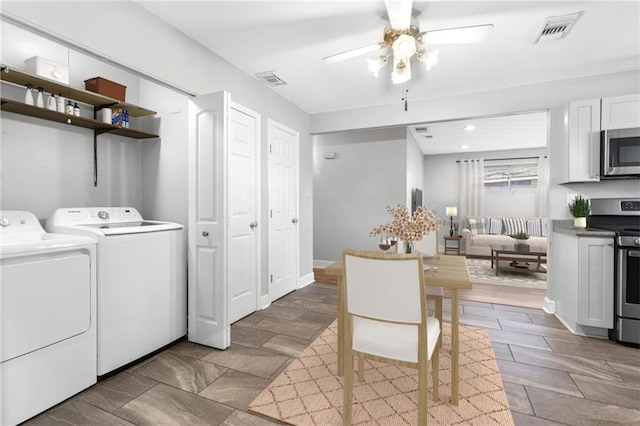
484;161;538;190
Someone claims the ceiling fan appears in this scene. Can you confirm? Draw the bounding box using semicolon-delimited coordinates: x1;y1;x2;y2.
323;0;494;84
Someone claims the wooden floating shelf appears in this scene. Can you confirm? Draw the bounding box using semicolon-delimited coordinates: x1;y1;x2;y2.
1;64;157;117
1;98;159;139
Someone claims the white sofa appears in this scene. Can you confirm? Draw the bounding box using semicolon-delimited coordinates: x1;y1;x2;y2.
461;216;547;257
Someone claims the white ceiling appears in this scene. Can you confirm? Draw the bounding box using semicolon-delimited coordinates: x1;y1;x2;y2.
137;0;639;153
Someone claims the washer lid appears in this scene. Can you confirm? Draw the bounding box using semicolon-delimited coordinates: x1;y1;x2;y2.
77;220;183;235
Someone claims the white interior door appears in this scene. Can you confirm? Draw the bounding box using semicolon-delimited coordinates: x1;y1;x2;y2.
268;119;299;301
228;103;260;323
188;91;229;349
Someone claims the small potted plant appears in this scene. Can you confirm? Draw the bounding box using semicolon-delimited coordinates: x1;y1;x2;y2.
568;195;590;228
511;231;530;245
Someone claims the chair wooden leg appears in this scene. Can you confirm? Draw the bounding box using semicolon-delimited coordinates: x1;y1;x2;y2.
358;356;364;382
343;351;354;425
432;346;440;402
418;360;428;425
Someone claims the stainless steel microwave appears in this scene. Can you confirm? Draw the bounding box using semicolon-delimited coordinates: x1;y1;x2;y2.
601;128;640;178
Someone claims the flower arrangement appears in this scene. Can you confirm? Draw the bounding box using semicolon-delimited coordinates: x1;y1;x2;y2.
370;204;444;243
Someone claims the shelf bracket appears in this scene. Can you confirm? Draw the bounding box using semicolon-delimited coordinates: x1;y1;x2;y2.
93;131;98;187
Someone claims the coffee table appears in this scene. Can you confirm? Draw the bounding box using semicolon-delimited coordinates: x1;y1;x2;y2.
490;244;547;276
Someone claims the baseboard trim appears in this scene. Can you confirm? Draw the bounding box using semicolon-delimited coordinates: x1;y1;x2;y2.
298;272;315;289
543;296;555;314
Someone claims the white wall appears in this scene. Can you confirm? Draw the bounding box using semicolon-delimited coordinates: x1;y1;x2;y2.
406;131;423;207
313;127;407;262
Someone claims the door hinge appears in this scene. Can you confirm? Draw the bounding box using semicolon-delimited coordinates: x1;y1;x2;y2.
269;144;272;153
270;209;272;218
270;274;273;283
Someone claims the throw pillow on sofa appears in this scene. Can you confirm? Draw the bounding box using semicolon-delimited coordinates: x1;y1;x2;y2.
468;217;486;235
487;217;503;235
503;217;527;236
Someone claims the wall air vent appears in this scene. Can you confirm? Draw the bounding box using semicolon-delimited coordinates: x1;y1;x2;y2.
534;11;583;44
255;71;287;87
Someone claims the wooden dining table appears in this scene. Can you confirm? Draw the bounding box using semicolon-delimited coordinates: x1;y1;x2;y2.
324;254;472;405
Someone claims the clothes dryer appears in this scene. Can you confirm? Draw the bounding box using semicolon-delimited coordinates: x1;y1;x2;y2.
0;210;96;426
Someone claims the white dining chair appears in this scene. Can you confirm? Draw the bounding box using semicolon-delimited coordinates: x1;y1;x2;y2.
342;249;441;426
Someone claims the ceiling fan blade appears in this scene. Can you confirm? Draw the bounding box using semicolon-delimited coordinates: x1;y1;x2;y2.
385;0;413;30
422;24;494;44
322;43;383;64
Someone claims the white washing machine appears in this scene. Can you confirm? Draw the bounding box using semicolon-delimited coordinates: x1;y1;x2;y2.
46;207;187;377
0;210;97;426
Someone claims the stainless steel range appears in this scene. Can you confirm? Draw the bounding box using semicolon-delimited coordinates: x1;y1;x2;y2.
588;198;640;346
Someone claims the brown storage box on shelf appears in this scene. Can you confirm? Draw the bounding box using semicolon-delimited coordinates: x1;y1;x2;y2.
84;77;126;101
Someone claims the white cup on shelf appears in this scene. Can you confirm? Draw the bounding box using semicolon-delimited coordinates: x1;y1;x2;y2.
100;108;112;124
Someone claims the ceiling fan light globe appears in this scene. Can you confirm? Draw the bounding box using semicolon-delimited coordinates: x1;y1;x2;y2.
391;58;412;84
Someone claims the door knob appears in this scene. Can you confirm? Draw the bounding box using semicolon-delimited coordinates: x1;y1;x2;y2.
292;218;299;224
250;221;258;229
202;231;209;237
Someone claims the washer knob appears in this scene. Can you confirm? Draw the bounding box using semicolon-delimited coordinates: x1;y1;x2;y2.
98;211;110;220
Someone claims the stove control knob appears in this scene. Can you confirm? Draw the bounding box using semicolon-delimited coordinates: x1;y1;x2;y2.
635;238;640;246
0;217;10;227
98;211;110;220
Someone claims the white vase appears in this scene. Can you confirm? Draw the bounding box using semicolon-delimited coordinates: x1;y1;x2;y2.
574;217;587;228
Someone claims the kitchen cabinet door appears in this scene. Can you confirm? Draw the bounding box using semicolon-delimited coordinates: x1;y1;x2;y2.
578;237;614;328
601;94;640;130
558;99;601;183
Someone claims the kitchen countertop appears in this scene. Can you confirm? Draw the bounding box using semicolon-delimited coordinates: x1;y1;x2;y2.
552;219;616;237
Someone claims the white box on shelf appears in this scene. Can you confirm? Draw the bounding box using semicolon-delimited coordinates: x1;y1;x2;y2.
24;56;69;85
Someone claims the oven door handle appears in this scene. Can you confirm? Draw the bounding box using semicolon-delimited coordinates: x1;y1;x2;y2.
629;251;640;258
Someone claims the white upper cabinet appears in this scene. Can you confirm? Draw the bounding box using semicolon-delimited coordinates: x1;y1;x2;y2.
559;98;601;183
601;94;640;130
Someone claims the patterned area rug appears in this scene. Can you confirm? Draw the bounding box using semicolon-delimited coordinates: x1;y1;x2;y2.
466;258;546;289
249;321;513;425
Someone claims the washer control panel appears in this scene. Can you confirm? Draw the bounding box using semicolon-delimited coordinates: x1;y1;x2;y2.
49;207;144;225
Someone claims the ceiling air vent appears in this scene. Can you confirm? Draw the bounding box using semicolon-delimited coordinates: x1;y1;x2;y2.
534;11;583;44
255;71;287;87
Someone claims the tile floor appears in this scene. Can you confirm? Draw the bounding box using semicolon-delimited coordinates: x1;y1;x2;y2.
25;282;639;426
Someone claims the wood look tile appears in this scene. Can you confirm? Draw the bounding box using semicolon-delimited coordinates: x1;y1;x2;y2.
261;334;311;357
256;305;306;321
286;299;338;316
78;372;158;412
544;336;640;365
499;319;590;341
252;316;323;339
491;303;546;315
511;412;567;425
526;313;565;328
502;381;534;415
526;386;640;425
464;305;532;322
231;326;276;348
167;340;215;360
488;329;552;351
608;361;640;385
570;372;640;410
26;399;135;426
114;383;233;426
221;410;286;425
298;310;337;325
509;345;624;382
443;310;502;329
491;342;514;361
131;352;226;393
496;359;582;397
199;370;271;410
202;344;289;379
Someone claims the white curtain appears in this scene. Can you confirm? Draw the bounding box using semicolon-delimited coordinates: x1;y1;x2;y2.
537;155;549;217
459;158;485;218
